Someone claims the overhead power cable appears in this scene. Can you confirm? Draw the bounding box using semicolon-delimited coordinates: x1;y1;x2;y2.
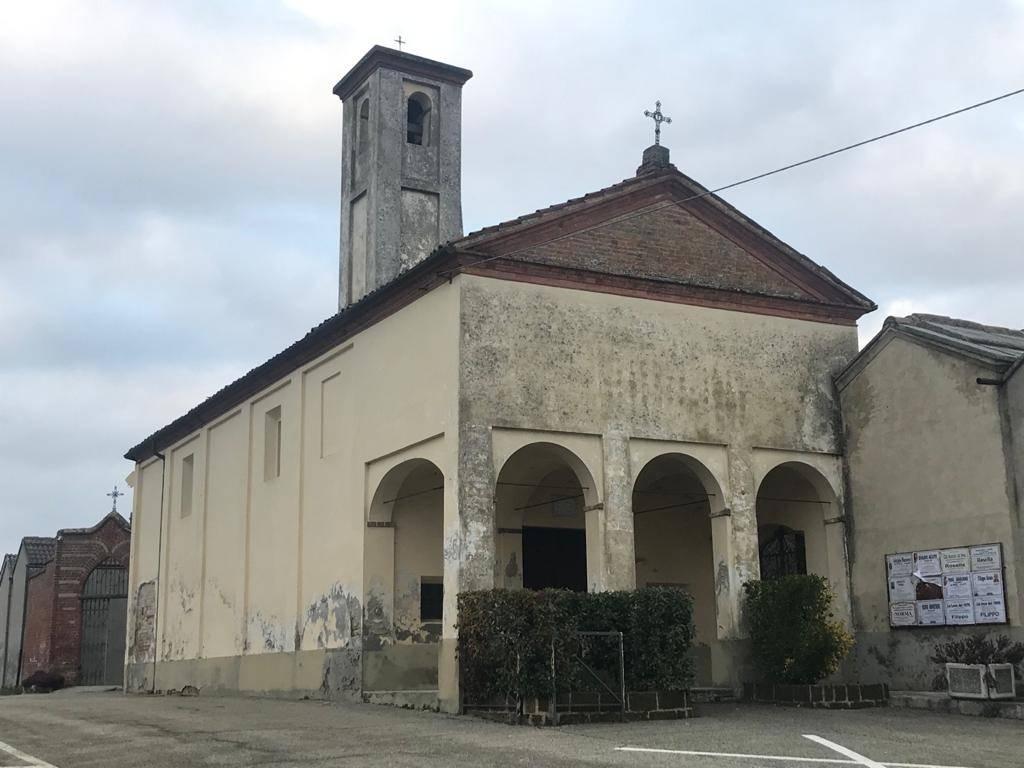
450;86;1024;271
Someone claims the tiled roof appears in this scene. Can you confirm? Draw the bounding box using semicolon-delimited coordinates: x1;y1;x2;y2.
454;166;874;310
21;536;56;568
58;511;130;537
124;244;455;462
125;156;872;463
886;314;1024;369
456;173;650;244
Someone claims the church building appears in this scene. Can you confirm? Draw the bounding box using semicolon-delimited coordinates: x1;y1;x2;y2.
123;46;880;710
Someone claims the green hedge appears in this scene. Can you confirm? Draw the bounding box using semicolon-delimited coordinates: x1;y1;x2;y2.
457;587;694;705
743;575;853;684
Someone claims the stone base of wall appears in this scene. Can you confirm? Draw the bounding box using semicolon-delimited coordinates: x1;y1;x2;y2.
362;689;439;710
850;628;1024;691
125;648;362;700
890;690;1024;720
466;690;693;726
743;682;888;709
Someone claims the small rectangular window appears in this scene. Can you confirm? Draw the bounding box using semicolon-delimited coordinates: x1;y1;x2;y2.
420;578;443;622
264;406;282;481
180;454;194;518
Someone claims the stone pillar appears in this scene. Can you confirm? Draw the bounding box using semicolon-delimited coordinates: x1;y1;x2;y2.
599;429;636;592
438;423;497;713
710;446;761;687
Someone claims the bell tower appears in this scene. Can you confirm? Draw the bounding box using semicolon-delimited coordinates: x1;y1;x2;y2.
333;46;473;308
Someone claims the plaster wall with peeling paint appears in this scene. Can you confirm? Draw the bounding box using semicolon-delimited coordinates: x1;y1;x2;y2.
125;283;459;698
450;274;857;696
841;335;1022;690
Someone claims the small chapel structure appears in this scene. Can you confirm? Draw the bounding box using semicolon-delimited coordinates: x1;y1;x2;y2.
123;46;903;710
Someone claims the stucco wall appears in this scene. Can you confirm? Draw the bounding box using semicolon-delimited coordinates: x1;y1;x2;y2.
841;335;1020;689
458;276;854;453
2;553;29;688
456;275;857;690
126;282;459;697
0;563;13;687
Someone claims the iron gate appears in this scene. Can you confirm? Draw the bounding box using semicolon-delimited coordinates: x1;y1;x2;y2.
80;562;128;685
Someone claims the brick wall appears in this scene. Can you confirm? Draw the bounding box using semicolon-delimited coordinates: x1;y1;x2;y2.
49;518;130;683
20;563;56;681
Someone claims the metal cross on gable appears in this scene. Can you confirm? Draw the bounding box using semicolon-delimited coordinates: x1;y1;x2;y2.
107;485;122;513
394;35;406;51
643;100;672;146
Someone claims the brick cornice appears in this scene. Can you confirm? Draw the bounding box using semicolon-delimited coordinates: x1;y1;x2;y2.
461;258;861;325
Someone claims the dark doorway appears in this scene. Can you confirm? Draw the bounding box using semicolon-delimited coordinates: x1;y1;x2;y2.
522;527;587;591
80;563;128;685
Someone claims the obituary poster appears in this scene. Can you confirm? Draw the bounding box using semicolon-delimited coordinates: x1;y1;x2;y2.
943;574;972;599
940;548;970;574
886;553;914;578
888;576;916;602
972;572;1003;597
974;596;1007;624
970;545;1002;572
917;600;945;625
913;550;942;577
889;602;917;627
886;542;1006;628
945;598;975;625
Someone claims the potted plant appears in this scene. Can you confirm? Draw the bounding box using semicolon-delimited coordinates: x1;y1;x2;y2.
930;634;1024;700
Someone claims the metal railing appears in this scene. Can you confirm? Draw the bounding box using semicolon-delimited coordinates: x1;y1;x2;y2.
549;630;625;724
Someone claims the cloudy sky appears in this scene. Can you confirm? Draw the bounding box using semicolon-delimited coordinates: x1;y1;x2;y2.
2;1;1022;555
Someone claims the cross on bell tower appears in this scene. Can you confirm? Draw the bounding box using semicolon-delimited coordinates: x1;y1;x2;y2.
643;100;672;146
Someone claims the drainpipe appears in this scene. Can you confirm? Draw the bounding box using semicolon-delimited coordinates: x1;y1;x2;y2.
151;450;167;693
976;371;1021;521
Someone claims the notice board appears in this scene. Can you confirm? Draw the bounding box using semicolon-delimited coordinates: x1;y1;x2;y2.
885;543;1008;628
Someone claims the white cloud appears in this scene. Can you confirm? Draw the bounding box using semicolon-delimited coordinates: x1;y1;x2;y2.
1;0;1023;554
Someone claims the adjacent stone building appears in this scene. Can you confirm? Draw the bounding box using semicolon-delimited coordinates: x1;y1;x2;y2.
123;46;878;709
1;537;55;688
1;513;130;688
839;314;1023;689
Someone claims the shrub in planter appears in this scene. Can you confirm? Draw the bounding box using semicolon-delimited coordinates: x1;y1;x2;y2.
930;634;1024;700
743;575;852;684
930;634;1024;668
457;587;694;707
20;670;65;693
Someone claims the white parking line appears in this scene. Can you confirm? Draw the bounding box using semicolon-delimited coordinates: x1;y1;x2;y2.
0;739;58;768
616;744;976;768
804;735;886;768
617;746;852;763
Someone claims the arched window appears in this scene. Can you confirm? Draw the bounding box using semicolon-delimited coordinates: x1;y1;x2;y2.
357;98;370;154
758;524;807;580
406;92;431;146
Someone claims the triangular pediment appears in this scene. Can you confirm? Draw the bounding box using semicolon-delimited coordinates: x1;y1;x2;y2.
455;171;874;315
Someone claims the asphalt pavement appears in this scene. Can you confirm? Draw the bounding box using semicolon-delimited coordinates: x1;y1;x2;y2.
0;690;1020;767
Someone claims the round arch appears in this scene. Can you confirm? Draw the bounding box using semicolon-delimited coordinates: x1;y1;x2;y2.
631;452;722;686
367;457;444;524
632;452;727;516
754;461;839;582
494;442;599;593
362;457;446;692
